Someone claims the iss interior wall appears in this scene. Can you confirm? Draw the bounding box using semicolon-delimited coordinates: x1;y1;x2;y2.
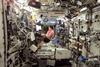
71;8;100;57
0;0;4;67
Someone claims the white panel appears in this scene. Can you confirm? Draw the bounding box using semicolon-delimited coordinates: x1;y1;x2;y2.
55;48;71;59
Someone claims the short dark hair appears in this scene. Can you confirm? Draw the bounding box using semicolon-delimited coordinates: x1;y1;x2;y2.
49;26;53;29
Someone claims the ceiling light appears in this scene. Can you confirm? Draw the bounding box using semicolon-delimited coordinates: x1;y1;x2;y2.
56;3;60;6
42;3;46;5
36;0;39;2
80;7;87;12
97;0;100;3
16;0;27;4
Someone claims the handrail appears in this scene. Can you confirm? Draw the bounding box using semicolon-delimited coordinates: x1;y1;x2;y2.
2;0;8;67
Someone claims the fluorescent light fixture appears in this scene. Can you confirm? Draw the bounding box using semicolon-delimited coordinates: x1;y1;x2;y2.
97;0;100;3
16;0;27;4
80;7;87;12
42;3;46;5
36;0;40;2
56;3;60;6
